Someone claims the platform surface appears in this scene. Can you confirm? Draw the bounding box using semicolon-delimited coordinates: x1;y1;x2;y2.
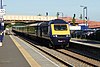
71;38;100;48
0;35;60;67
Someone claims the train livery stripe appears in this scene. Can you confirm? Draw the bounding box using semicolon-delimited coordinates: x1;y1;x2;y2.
10;35;41;67
51;24;70;35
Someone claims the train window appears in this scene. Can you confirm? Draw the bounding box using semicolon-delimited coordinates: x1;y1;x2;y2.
28;26;36;34
54;25;67;31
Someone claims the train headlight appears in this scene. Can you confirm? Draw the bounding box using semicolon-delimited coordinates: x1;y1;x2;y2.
53;35;57;37
0;32;3;35
66;35;70;37
0;33;2;35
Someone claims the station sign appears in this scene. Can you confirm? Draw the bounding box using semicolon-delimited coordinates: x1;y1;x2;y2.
0;18;4;21
0;9;6;15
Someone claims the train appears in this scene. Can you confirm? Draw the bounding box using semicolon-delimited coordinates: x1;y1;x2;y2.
12;19;71;48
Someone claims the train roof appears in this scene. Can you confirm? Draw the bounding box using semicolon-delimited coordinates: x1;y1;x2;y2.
21;19;69;27
49;19;68;24
28;22;49;26
28;23;39;26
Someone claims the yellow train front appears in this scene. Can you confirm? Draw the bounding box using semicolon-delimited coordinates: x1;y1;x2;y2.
49;19;70;48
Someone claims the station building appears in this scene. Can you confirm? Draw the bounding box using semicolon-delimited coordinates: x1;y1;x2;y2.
60;17;100;29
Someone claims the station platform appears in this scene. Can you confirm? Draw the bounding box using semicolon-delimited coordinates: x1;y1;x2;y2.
0;35;59;67
0;35;31;67
71;38;100;48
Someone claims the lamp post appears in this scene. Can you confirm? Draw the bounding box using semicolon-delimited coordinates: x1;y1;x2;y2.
0;0;6;8
57;12;63;19
2;5;6;8
0;0;6;31
46;12;48;21
85;7;88;26
0;0;2;9
80;5;88;26
0;0;4;44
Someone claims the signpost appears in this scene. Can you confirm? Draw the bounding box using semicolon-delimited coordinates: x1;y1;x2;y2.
0;9;5;15
0;0;6;46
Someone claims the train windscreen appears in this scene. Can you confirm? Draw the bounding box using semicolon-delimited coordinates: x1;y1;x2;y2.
54;25;67;31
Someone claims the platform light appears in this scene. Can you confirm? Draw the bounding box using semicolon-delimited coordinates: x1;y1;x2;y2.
80;5;88;26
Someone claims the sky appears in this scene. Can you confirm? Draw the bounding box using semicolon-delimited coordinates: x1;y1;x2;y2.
2;0;100;21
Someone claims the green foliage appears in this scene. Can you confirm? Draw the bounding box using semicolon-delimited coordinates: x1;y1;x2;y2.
6;24;12;28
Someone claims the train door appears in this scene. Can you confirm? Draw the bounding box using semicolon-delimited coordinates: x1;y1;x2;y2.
37;26;42;37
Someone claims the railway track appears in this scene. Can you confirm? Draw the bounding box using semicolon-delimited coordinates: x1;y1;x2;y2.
56;49;100;67
69;42;100;61
15;34;100;67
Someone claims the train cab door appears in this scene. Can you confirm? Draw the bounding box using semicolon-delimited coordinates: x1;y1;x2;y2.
37;26;42;37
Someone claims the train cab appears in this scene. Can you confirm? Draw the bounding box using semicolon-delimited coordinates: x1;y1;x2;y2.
49;19;71;47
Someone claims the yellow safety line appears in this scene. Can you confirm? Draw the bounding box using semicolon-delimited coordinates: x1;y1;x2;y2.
10;35;41;67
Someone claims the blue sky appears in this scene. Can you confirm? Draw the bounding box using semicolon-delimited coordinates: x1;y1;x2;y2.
3;0;100;21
